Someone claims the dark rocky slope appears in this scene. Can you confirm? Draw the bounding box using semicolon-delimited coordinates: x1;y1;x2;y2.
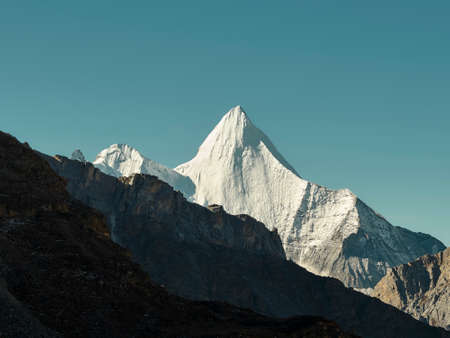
0;131;356;337
373;247;449;330
43;150;449;338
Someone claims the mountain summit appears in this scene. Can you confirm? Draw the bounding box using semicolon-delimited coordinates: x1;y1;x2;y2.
189;105;299;176
88;105;444;290
71;149;86;163
93;143;195;198
176;106;445;290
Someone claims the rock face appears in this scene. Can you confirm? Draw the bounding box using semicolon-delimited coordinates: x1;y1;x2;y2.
43;151;450;338
71;149;86;162
373;247;450;331
174;105;446;289
0;131;359;338
46;153;285;260
93;143;195;198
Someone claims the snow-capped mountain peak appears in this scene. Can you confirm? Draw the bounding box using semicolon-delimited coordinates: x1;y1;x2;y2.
175;105;445;290
183;105;300;177
93;143;195;198
226;104;247;117
222;105;252;129
94;144;144;176
198;105;254;152
89;105;445;290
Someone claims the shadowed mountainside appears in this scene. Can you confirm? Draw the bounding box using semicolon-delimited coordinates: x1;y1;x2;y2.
42;150;449;338
0;131;357;337
173;106;445;290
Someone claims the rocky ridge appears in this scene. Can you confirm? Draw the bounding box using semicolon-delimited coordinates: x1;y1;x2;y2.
71;149;86;163
373;247;450;330
93;106;445;290
0;130;357;337
174;105;445;290
46;153;285;260
43;150;450;338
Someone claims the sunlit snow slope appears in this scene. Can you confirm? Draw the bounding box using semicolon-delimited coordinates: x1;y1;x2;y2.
93;144;195;198
175;105;445;289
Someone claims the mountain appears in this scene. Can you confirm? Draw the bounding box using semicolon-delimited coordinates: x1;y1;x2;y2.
49;153;286;260
43;151;450;338
0;131;360;338
373;247;450;331
71;149;86;162
175;105;445;290
93;143;195;198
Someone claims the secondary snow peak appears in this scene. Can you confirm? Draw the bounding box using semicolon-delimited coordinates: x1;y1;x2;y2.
93;143;196;198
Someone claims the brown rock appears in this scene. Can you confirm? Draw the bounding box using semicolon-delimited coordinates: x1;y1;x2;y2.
41;144;450;338
0;130;356;337
373;247;450;330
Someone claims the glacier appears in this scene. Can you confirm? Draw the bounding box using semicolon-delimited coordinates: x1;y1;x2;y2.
92;105;445;290
174;105;445;289
93;143;195;198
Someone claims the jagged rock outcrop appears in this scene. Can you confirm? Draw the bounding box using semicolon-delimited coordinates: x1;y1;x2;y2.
373;247;450;330
174;105;446;290
46;153;285;259
71;149;86;163
0;130;358;338
88;107;445;290
42;150;450;338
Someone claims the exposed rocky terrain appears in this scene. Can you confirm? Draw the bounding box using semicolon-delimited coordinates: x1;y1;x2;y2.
43;148;450;338
0;131;360;337
373;247;450;331
71;149;86;163
174;106;446;290
94;106;445;290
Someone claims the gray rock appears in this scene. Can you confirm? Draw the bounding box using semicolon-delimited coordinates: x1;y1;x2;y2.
373;247;450;330
40;152;450;338
71;149;86;163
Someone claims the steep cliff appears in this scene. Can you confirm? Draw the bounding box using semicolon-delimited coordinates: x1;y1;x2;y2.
43;150;449;338
373;247;450;330
0;130;358;338
175;105;445;290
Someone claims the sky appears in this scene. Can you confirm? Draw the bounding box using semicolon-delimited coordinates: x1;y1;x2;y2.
1;1;449;245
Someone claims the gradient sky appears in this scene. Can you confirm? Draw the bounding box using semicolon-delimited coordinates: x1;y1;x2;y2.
1;1;449;245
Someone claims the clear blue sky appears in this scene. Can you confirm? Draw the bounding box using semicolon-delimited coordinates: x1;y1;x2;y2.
1;1;449;245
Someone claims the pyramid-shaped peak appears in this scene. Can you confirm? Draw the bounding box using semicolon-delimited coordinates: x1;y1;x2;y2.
227;105;247;116
218;105;255;131
220;105;250;126
181;105;300;178
199;105;257;150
